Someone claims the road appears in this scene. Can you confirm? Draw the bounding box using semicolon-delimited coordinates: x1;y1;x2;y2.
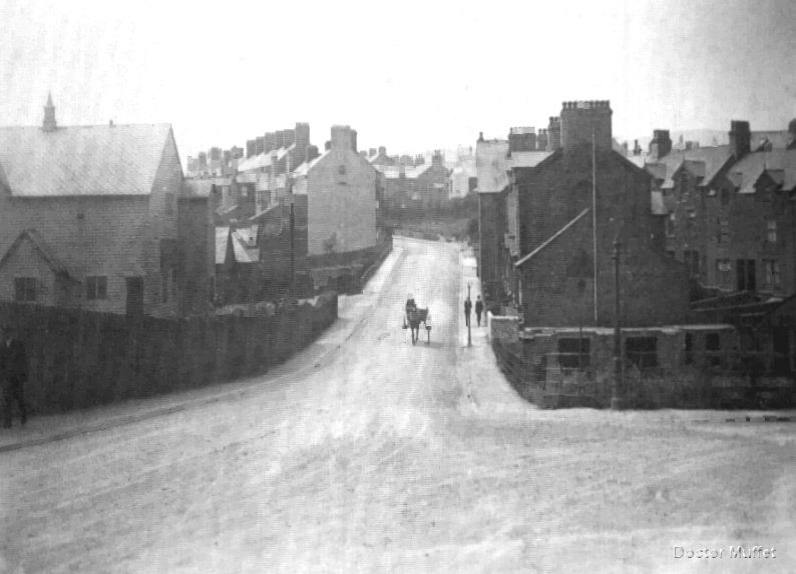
1;236;794;573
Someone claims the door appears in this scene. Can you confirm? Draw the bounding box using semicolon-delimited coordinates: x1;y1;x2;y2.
126;276;144;316
772;326;790;374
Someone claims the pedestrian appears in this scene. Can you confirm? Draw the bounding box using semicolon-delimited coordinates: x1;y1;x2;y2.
475;295;484;327
1;325;28;428
464;296;472;327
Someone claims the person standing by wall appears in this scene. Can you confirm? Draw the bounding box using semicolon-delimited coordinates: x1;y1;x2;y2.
1;325;28;428
464;297;472;328
475;295;484;327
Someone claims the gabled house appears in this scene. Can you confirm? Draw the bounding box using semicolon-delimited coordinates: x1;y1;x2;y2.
0;95;210;316
292;125;380;256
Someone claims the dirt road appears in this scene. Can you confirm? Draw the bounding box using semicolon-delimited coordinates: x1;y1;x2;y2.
1;237;794;573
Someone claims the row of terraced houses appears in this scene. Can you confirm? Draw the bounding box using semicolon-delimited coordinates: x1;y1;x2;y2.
478;101;796;407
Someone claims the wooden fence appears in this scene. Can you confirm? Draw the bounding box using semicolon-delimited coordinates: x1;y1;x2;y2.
0;292;337;414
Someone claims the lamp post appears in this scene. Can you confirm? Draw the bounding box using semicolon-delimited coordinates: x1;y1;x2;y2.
611;239;624;410
467;282;472;347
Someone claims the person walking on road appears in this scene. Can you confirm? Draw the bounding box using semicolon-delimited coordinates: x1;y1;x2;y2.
1;325;28;428
475;295;484;327
464;296;472;327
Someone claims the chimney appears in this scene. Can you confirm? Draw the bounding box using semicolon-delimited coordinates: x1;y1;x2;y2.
546;117;561;151
264;132;277;153
537;129;548;151
633;139;641;156
330;125;354;151
478;131;484;142
649;129;672;159
432;150;443;166
378;146;386;156
307;145;320;163
255;137;265;155
729;120;751;158
246;139;256;158
325;140;331;151
508;127;537;153
559;100;612;153
351;129;358;152
42;92;57;132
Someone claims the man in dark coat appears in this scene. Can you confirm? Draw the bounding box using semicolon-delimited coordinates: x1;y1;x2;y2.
1;326;28;428
475;295;484;327
464;297;472;327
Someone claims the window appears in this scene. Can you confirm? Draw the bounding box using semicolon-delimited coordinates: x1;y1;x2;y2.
720;187;730;205
716;259;732;287
625;337;658;369
684;333;693;365
764;259;781;289
705;332;722;367
666;213;676;237
705;332;721;351
557;338;591;369
736;259;756;291
717;218;729;244
86;276;108;300
14;277;37;302
766;220;777;243
684;250;700;277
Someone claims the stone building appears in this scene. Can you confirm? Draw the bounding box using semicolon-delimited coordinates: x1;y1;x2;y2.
645;119;796;296
0;95;212;316
513;101;689;327
292;125;380;256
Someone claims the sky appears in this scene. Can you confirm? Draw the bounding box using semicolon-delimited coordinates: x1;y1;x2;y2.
1;0;795;160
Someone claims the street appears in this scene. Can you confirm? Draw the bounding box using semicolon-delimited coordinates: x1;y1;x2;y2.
0;236;794;573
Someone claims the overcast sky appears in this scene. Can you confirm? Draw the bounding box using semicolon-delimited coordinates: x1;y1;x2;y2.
1;0;794;159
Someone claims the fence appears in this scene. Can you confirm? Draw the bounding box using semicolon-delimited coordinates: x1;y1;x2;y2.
0;292;337;415
492;338;794;409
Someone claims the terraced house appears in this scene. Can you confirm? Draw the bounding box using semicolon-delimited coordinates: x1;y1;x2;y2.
0;95;213;316
645;119;796;296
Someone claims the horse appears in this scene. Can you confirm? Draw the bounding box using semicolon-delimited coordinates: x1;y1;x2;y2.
405;306;429;345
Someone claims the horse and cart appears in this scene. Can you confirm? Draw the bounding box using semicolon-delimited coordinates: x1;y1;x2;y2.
403;295;431;345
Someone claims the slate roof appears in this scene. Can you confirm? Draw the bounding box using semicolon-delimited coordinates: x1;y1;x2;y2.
726;148;796;194
644;146;732;190
510;151;553;168
0;124;173;196
183;179;216;198
236;144;293;172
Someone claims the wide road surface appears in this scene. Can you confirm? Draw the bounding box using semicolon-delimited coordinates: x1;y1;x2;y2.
1;237;794;573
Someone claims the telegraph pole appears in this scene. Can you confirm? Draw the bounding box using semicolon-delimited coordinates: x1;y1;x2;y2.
611;239;624;410
289;201;295;301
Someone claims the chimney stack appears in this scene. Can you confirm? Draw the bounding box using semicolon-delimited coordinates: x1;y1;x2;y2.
330;125;354;151
508;127;537;153
729;120;751;158
559;100;612;153
546;117;561;151
649;129;672;159
537;129;548;151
